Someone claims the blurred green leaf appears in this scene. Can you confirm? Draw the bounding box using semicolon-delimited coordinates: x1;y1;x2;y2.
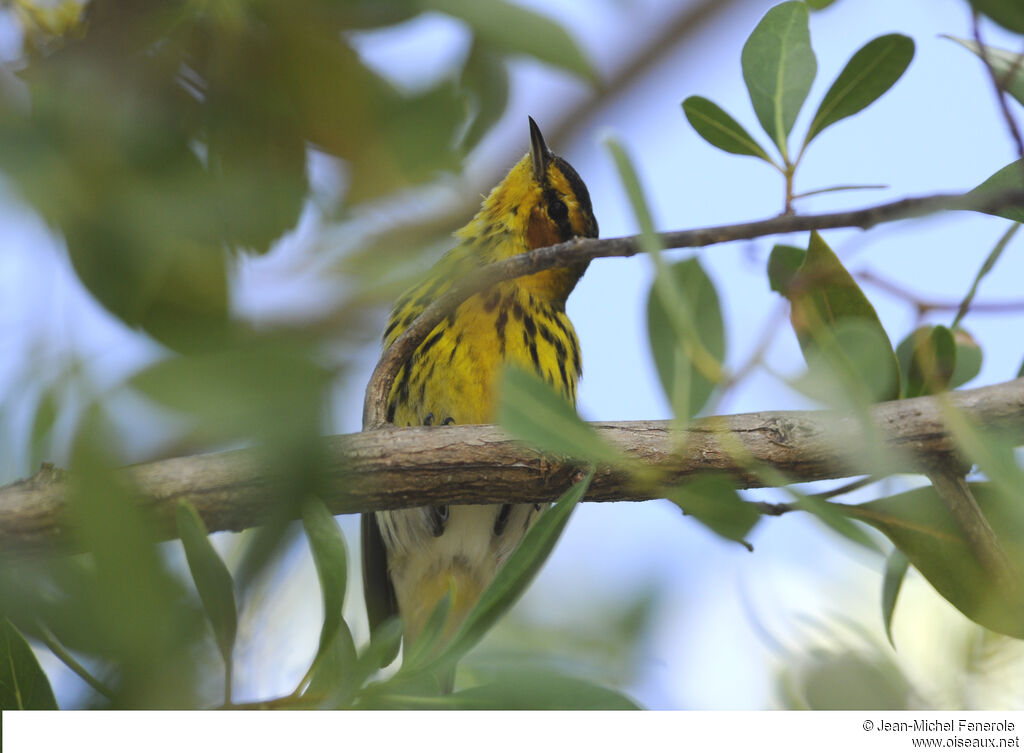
967;0;1024;34
0;619;58;710
953;222;1019;330
767;244;807;293
795;488;884;554
945;36;1024;107
498;366;627;466
647;258;726;419
427;473;591;672
804;34;914;146
306;621;358;705
774;232;900;403
949;329;984;389
176;502;237;669
682;96;774;162
301;499;349;668
402;590;453;672
969;160;1024;224
665;475;760;545
805;0;839;8
385;668;640;709
427;0;596;84
780;647;915;710
66;408;202;707
460;44;510;151
881;548;908;648
838;484;1024;638
29;387;59;469
331;618;403;708
895;325;956;398
130;341;329;448
741;1;817;159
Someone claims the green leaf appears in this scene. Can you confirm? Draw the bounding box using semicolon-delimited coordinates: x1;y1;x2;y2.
664;475;760;545
895;325;956;398
647;258;726;419
945;36;1024;107
795;490;884;554
767;244;806;293
967;0;1024;34
949;329;983;389
682;96;774;162
741;1;817;159
301;498;349;667
805;0;839;8
306;621;358;704
774;231;900;403
427;0;596;84
498;366;627;466
402;590;453;672
838;484;1024;638
953;222;1019;330
176;502;237;667
881;549;908;648
393;669;641;709
969;160;1024;224
428;473;591;671
0;619;58;710
460;44;509;152
804;34;914;146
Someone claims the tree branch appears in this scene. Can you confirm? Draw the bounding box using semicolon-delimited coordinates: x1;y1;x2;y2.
363;188;1024;428
3;378;1023;557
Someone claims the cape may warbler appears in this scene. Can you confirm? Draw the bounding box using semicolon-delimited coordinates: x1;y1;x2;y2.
362;118;598;660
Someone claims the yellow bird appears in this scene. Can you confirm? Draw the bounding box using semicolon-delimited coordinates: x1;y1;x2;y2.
362;117;598;662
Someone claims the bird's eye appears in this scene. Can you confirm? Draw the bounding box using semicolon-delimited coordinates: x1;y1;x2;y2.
548;199;569;221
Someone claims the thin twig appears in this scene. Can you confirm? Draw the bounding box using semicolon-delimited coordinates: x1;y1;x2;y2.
362;187;1024;428
857;267;1024;319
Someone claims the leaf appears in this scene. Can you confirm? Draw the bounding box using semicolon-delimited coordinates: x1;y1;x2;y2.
0;619;58;710
647;258;726;419
969;160;1024;224
176;502;237;666
767;244;806;293
741;1;817;159
949;329;983;389
301;498;349;666
774;232;900;403
427;473;592;671
804;34;914;146
967;0;1024;34
498;366;627;467
402;590;453;672
795;490;884;554
895;325;956;398
682;96;774;162
881;549;908;648
460;44;509;152
395;669;641;709
427;0;596;84
805;0;838;8
945;36;1024;108
306;621;358;704
665;475;760;545
953;222;1019;330
837;484;1024;638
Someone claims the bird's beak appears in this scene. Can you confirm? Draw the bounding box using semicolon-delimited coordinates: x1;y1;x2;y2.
529;116;551;182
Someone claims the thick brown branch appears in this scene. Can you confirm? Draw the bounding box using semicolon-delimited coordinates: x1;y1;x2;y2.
4;378;1023;557
362;188;1024;427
